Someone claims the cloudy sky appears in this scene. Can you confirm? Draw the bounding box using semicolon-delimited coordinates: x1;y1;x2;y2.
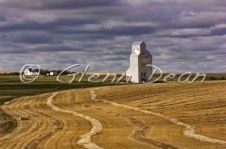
0;0;226;72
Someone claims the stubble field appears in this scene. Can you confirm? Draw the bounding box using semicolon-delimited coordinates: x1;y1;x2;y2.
0;81;226;149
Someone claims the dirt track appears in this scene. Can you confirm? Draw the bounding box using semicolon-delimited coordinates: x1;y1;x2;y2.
1;81;226;149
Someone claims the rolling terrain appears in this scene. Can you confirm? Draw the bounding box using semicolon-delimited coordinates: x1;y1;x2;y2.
1;81;226;149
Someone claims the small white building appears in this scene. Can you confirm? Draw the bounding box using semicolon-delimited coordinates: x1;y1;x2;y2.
24;69;38;76
126;41;152;83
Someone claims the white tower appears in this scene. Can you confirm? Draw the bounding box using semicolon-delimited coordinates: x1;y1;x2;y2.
126;41;152;83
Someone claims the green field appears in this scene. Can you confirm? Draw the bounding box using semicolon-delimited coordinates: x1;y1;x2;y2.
0;72;225;103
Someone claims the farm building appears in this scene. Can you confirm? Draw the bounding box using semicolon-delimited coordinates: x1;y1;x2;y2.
24;68;39;76
126;41;152;83
50;71;57;76
47;70;58;76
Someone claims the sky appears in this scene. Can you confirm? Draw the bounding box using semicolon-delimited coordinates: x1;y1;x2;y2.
0;0;226;73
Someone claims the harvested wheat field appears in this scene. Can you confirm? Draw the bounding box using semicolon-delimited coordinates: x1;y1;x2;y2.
1;81;226;149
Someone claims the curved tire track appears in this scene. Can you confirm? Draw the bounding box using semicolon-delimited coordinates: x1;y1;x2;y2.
46;92;103;149
90;88;226;146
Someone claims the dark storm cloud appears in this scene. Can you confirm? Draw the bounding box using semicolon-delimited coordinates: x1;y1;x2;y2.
55;26;156;36
5;33;52;44
101;26;156;36
0;49;28;54
2;0;126;10
211;27;226;36
0;18;100;32
1;0;226;72
0;21;52;32
0;15;6;21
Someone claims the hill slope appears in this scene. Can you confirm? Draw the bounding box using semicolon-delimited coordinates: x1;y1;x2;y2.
1;81;226;149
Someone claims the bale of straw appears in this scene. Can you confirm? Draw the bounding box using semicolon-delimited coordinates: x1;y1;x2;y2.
4;101;11;105
21;115;30;120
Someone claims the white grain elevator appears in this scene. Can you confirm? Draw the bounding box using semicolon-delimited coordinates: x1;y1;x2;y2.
126;41;152;83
